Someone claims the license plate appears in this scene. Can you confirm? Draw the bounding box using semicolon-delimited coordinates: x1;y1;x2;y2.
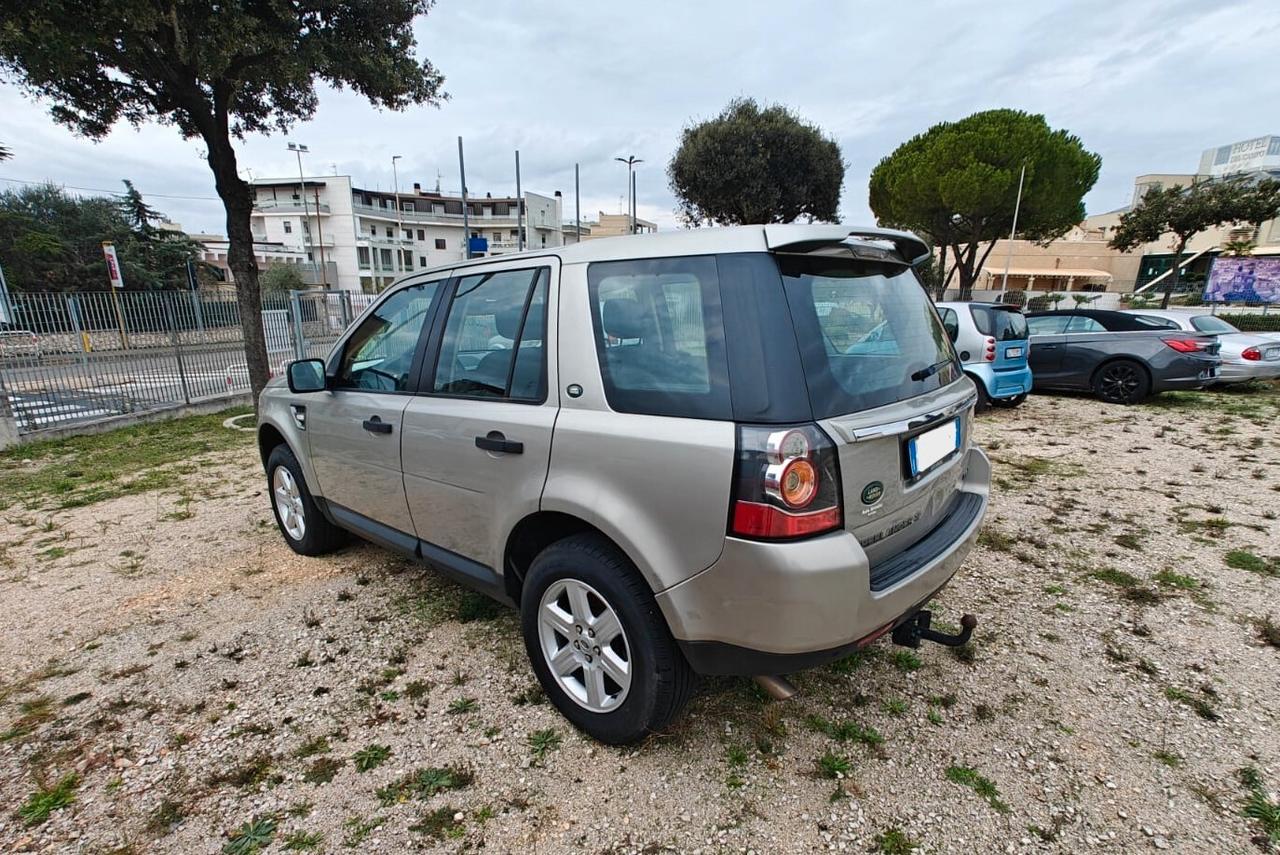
1005;346;1023;358
908;419;960;477
1266;347;1280;361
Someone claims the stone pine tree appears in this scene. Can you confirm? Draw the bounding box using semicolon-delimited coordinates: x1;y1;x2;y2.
0;1;446;403
869;109;1100;300
668;98;844;226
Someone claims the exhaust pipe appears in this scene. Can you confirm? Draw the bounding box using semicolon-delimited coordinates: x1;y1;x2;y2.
753;674;797;701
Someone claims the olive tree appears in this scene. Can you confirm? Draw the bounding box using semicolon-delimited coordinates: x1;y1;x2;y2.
668;98;844;226
869;109;1100;300
0;1;445;402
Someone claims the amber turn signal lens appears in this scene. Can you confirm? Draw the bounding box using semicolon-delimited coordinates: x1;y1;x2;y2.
779;458;818;508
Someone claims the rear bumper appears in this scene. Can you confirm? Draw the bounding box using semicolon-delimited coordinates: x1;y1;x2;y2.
1215;359;1280;384
1151;356;1220;392
969;363;1033;400
658;447;990;676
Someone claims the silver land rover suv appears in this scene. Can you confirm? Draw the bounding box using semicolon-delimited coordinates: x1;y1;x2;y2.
258;225;990;744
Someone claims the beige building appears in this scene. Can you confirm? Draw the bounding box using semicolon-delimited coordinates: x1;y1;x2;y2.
578;211;657;240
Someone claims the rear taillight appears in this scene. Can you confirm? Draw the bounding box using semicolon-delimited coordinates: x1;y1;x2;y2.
1243;346;1262;362
731;423;842;540
983;336;996;362
1162;337;1205;353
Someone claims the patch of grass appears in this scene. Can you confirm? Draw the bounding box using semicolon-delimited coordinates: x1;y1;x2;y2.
409;806;461;840
528;728;562;761
0;407;252;510
341;815;384;848
145;798;187;834
1164;686;1220;721
882;698;908;716
19;774;78;826
293;736;330;759
829;650;873;674
977;527;1016;553
454;591;507;622
223;815;277;855
210;752;280;791
1154;568;1201;590
927;707;944;726
352;744;391;773
376;765;473;806
889;650;922;673
1153;750;1182;768
282;830;323;851
404;680;431;701
1;694;55;741
816;750;853;779
1113;532;1144;551
1225;549;1280;577
945;764;1009;813
1088;567;1140;588
1254;615;1280;648
1239;767;1280;851
447;696;477;715
873;827;920;855
302;757;343;785
806;714;885;747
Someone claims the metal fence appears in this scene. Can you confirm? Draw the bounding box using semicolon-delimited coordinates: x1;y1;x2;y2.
0;289;376;437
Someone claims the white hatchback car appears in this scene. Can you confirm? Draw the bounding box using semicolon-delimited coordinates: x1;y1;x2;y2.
1120;309;1280;384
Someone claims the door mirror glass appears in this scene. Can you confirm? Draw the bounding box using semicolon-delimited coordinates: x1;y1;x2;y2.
287;359;327;393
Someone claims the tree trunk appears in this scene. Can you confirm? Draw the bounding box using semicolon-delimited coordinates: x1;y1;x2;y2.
954;242;980;301
1160;238;1186;310
205;135;270;408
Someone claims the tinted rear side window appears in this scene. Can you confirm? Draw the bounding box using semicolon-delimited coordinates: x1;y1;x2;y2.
587;256;731;419
969;305;1028;341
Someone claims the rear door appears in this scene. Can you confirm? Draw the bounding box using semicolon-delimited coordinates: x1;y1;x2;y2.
306;276;448;535
400;258;558;569
1026;314;1071;382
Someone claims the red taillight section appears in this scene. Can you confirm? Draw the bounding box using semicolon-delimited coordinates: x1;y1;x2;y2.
983;336;996;362
731;423;843;540
1162;337;1203;353
1242;346;1262;362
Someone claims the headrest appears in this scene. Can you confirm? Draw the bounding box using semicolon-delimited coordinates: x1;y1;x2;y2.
494;304;524;339
602;298;652;339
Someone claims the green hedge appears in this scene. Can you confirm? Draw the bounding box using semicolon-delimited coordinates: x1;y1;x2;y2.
1218;313;1280;332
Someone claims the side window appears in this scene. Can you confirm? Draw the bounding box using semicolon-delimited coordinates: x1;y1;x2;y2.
1065;315;1105;332
335;281;440;392
587;256;730;420
938;308;959;342
432;268;548;401
1135;315;1179;329
1026;315;1070;335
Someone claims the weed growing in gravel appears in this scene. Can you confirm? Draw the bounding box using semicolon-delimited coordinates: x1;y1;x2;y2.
19;773;78;826
805;714;884;747
927;707;944;726
405;680;431;701
1153;750;1182;768
829;649;874;674
223;815;276;855
302;757;343;784
1;695;55;742
1239;767;1280;851
873;827;919;855
211;753;281;791
890;650;922;672
1254;616;1280;648
376;766;474;806
1154;568;1201;590
945;764;1009;813
1164;686;1220;721
816;750;853;778
294;736;330;759
447;696;478;715
145;798;187;834
341;815;385;847
1113;532;1145;551
977;526;1016;553
1088;567;1141;588
409;806;462;840
1225;549;1280;577
529;728;562;761
352;744;391;773
282;830;323;851
882;698;908;716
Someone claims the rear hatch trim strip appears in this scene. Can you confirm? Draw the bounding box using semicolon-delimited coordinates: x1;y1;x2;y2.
868;491;984;592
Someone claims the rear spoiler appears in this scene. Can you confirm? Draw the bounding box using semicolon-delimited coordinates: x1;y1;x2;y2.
763;225;931;268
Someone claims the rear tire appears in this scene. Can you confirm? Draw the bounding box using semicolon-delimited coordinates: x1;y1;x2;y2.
1092;359;1151;405
968;374;991;412
992;393;1027;409
266;444;347;556
521;533;695;744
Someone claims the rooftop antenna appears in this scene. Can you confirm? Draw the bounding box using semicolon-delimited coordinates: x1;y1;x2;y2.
435;169;442;193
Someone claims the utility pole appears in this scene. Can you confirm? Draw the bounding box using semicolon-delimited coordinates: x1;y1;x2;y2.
999;163;1027;298
614;155;642;234
391;155;404;275
287;142;315;283
458;136;471;259
574;163;581;242
515;150;524;251
312;185;328;287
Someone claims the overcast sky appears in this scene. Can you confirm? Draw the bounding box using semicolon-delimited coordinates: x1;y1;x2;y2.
1;0;1276;235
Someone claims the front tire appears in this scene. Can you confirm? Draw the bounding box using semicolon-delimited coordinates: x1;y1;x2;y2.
521;534;695;744
266;444;347;556
1093;359;1151;404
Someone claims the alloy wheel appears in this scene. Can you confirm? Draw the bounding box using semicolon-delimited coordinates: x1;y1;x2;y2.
272;466;306;541
1099;364;1141;403
537;578;632;712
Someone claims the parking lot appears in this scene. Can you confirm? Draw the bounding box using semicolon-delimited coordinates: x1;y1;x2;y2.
1;387;1278;853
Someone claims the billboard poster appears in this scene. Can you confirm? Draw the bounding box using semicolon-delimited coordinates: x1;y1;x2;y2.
1203;256;1280;304
101;242;125;289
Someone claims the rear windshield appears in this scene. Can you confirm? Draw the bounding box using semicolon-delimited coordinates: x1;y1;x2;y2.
1190;315;1239;334
780;255;960;418
969;305;1028;341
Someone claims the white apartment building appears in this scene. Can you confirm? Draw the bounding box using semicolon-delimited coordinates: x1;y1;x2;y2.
249;175;565;292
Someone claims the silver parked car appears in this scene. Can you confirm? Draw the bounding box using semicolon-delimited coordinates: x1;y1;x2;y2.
1121;309;1280;384
257;225;990;743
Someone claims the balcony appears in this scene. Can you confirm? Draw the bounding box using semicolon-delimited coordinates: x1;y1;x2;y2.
253;200;331;214
352;202;519;226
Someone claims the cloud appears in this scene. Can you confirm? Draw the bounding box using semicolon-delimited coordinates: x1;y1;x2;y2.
1;0;1275;233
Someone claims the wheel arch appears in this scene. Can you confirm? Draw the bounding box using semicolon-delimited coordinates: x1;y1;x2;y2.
258;422;288;468
503;511;631;605
1089;354;1153;388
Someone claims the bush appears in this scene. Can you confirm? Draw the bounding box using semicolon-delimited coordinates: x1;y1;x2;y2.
259;264;306;293
1002;290;1027;307
1218;312;1280;332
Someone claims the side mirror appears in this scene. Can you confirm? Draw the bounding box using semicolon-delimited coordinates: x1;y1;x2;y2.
287;359;327;393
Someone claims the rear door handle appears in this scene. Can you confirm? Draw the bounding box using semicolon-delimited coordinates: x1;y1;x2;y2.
362;415;393;435
475;431;523;454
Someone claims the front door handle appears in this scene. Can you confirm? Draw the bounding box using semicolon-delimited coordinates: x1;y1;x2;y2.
362;415;393;435
475;430;523;454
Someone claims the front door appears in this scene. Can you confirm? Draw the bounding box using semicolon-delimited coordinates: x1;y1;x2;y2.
306;276;447;535
401;260;558;570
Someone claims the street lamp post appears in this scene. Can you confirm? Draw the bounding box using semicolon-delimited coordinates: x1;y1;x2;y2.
998;163;1027;298
391;155;404;277
614;155;642;234
287;142;316;284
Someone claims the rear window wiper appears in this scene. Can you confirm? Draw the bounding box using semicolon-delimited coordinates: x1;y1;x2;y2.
911;359;952;382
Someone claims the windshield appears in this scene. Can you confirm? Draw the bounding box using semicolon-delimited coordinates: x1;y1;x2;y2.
970;305;1028;341
1190;315;1240;334
780;256;959;418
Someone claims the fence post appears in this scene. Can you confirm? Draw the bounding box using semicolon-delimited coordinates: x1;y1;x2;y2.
289;290;306;361
191;289;206;342
66;293;89;366
341;291;353;328
165;294;192;405
0;368;19;449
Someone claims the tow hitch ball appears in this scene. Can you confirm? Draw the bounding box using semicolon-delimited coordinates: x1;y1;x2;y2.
891;610;977;649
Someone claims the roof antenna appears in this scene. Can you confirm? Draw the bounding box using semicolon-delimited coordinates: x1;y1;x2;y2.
435;169;442;193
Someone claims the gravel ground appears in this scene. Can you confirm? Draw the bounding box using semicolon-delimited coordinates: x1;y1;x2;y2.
1;387;1279;854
